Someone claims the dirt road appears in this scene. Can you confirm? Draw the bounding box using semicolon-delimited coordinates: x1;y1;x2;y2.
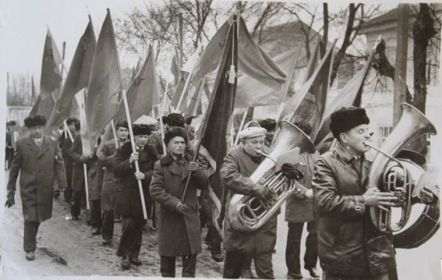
0;170;440;279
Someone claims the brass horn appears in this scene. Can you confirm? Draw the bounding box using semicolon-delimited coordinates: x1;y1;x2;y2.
365;103;437;233
228;121;315;232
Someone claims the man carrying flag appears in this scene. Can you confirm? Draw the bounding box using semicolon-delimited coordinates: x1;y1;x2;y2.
6;115;67;261
113;124;158;270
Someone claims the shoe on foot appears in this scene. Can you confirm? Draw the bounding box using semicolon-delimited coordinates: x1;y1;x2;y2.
211;252;223;262
71;216;79;221
92;228;101;235
130;257;142;266
121;257;131;270
25;251;35;261
306;267;320;278
102;239;112;246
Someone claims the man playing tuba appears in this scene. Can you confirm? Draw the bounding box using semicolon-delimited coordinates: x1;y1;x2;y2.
220;126;303;279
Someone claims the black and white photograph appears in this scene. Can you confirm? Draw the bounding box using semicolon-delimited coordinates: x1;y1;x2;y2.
0;1;441;279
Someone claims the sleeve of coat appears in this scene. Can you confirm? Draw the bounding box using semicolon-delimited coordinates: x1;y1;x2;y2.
142;144;159;184
7;141;23;193
97;142;115;168
220;151;260;195
113;147;133;178
149;161;181;212
69;136;84;164
190;167;209;190
313;157;366;218
54;142;68;189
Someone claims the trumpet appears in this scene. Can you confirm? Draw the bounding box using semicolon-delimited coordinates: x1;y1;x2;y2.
365;103;437;233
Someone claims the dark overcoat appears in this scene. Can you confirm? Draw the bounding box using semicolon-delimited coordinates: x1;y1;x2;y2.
220;145;278;254
113;142;158;218
69;134;89;192
7;136;67;222
97;139;121;211
313;142;396;277
285;151;320;223
149;153;209;257
58;133;74;189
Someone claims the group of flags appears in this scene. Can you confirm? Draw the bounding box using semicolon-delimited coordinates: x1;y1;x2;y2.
30;8;377;225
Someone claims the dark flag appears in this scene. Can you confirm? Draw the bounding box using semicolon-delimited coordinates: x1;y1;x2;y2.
113;45;160;121
47;18;96;129
86;9;122;144
190;17;238;234
32;29;63;118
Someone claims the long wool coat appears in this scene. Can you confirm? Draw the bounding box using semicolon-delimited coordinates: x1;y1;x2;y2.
285;151;320;223
97;139;121;211
149;153;209;257
220;145;278;254
113;142;158;218
7;136;67;222
69;135;88;192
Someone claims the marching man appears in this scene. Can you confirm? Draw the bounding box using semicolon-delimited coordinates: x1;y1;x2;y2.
150;127;209;277
220;126;303;279
6;115;67;261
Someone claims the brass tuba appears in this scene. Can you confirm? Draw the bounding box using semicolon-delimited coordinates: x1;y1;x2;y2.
229;121;315;232
365;103;437;236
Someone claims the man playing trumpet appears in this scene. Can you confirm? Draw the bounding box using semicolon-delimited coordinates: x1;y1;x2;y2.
220;126;303;279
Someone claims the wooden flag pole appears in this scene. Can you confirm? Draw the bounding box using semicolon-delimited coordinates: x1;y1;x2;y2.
63;120;74;142
159;83;169;154
234;108;248;145
175;70;193;113
110;119;119;148
83;163;90;210
122;90;148;220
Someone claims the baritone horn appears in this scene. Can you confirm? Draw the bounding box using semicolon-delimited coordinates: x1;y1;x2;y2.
364;103;437;234
229;121;315;232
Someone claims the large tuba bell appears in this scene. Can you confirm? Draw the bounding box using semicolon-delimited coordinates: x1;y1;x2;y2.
364;103;438;239
229;121;315;232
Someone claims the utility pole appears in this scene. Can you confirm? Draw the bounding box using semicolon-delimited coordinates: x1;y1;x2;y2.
178;12;184;69
393;4;410;126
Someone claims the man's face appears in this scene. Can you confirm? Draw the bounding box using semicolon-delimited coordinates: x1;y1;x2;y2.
29;125;44;139
134;134;149;148
67;123;76;134
116;127;129;141
340;124;372;154
265;131;274;145
167;136;186;155
242;135;265;157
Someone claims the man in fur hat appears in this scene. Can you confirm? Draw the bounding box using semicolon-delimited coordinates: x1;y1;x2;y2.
220;126;303;279
150;127;209;277
113;124;158;270
6;115;67;261
312;107;399;280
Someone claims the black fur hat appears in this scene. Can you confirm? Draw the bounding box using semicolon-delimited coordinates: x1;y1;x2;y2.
24;115;47;128
164;127;188;145
132;124;150;136
167;113;185;128
330;107;370;138
258;118;277;131
115;119;128;129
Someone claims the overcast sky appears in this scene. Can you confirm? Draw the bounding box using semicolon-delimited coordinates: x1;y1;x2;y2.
0;0;402;81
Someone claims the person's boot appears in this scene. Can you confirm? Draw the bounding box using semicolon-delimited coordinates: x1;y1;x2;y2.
306;267;320;278
25;251;35;261
92;227;101;235
130;256;142;266
121;257;131;270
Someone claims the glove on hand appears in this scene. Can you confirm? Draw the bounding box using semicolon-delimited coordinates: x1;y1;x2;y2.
280;163;304;180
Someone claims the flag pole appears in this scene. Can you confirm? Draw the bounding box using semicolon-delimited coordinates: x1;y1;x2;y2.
83;164;90;209
110;119;119;148
159;83;169;154
234;108;248;145
122;90;148;220
175;73;191;113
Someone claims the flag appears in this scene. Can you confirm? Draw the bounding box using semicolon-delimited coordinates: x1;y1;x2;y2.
279;40;336;123
185;76;206;117
192;16;286;91
47;18;96;129
171;71;189;113
113;45;160;121
313;46;376;146
86;9;122;143
33;29;63;118
76;89;93;154
193;17;238;233
235;46;301;108
170;53;179;84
